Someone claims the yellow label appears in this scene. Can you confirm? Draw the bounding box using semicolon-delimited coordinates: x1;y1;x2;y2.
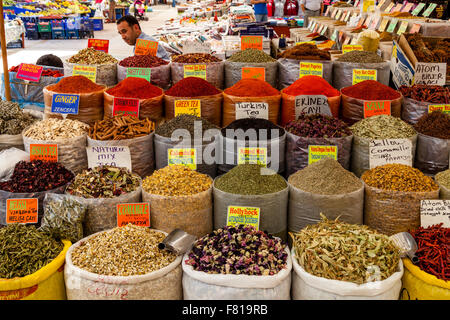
363;0;375;12
183;65;206;80
226;206;260;230
237;147;267;166
335;10;342;20
352;69;377;85
378;18;389;32
308;145;338;164
72;65;96;82
342;44;363;54
385;2;394;12
174;100;201;117
296;41;315;46
299;62;323;78
167;148;196;170
428;104;450;114
397;21;409;35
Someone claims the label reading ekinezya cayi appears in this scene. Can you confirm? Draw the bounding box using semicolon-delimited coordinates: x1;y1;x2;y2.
364;100;391;118
135;39;158;56
113;97;140;117
241;67;265;81
428;104;450;114
117;203;150;227
6;199;38;224
126;67;151;82
168;148;196;170
420;200;450;228
226;206;260;230
174;100;201;117
183;64;207;80
15;63;43;82
369;139;413;169
72;65;96;82
51;94;80;115
241;35;263;50
237;147;267;166
86;146;132;171
30;144;58;162
352;69;377;85
295;95;332;118
88;38;109;53
299;62;323;78
308;145;338;165
342;44;363;54
235;102;269;120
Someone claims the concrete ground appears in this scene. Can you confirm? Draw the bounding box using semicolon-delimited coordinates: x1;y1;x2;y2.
1;5;178;68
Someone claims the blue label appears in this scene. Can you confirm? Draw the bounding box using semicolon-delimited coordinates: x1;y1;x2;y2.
51;94;80;114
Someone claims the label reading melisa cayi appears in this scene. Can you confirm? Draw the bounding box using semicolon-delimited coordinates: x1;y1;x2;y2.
413;63;447;86
241;35;263;51
112;97;140;117
88;39;109;53
183;64;207;80
352;69;377;85
167;148;196;170
237;147;267;166
226;206;260;230
295;95;332;118
72;65;96;82
29;144;58;162
235;102;269;120
117;203;150;227
126;67;151;82
369;139;413;168
86;146;132;171
342;45;363;54
420;200;450;228
135;39;158;56
363;100;392;118
428;104;450;114
174;100;201;117
241;67;265;81
6;199;38;224
51;94;80;115
15;63;43;82
308;145;338;165
299;62;323;78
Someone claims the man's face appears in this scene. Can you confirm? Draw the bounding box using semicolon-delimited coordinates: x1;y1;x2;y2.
117;21;140;45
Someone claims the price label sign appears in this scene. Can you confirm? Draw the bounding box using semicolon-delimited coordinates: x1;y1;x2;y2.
86;146;132;170
295;95;332;118
226;206;260;230
377;0;386;9
308;145;338;164
296;41;315;46
369;139;413;168
235;102;269;120
331;30;338;42
364;100;392;118
241;67;265;81
237;147;267;166
413;62;447;86
241;35;263;50
51;94;80;115
117;203;150;227
412;3;425;16
88;39;109;53
135;39;158;56
299;62;323;78
6;199;38;224
385;2;395;12
174;100;201;117
320;25;328;36
402;3;414;12
325;6;331;16
378;18;390;32
126;67;151;82
339;31;345;42
342;44;363;54
420;200;450;228
331;9;337;19
310;21;316;31
422;3;437;17
29;144;58;162
112;97;140;117
386;18;399;33
428;104;450;114
168;148;196;170
343;36;352;45
353;69;377;85
335;10;342;20
369;16;380;30
410;23;421;33
391;3;403;12
397;21;409;35
72;65;96;82
15;63;43;82
344;11;352;22
184;64;207;80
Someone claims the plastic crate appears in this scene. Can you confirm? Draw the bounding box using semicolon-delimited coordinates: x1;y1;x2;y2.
37;21;51;33
7;39;23;48
91;18;103;31
66;17;81;30
25;21;38;32
52;29;65;39
25;30;39;40
65;29;80;39
39;32;52;40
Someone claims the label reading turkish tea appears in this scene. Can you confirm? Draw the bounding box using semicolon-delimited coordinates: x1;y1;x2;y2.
126;67;151;82
174;100;201;117
295;95;332;118
235;102;269;120
117;203;150;227
420;200;450;228
29;144;58;162
242;67;265;81
135;39;158;56
88;39;109;53
299;62;323;78
168;148;196;170
237;147;267;166
86;146;132;170
6;199;38;224
226;206;260;230
112;97;140;117
369;139;413;168
428;104;450;114
72;65;96;82
364;100;392;118
241;35;263;50
352;69;377;85
51;94;80;115
308;145;338;164
15;63;43;82
183;64;207;80
342;44;363;54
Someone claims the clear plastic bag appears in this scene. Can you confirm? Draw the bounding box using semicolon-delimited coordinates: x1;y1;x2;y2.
363;183;440;236
224;60;278;89
332;61;390;90
222;92;281;128
103;91;164;123
0;133;24;152
401;97;433;125
351;134;418;178
288;183;364;234
23;133;88;175
63;60;118;87
182;247;292;300
285;132;353;177
164;93;223;127
87;134;155;178
117;63;171;90
142;186;213;238
213;180;289;241
277;58;333;90
170;61;224;89
437;183;450;200
414;133;449;176
0;148;29;180
64;230;183;300
43;86;105;126
356;30;380;52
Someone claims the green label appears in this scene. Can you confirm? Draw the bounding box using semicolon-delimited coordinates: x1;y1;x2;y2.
386;18;398;33
126;67;151;82
411;3;425;15
331;30;338;41
320;26;328;36
422;3;437;17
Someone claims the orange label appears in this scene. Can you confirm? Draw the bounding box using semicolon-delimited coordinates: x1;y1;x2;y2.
241;67;265;81
364;100;392;118
241;36;263;50
410;23;421;34
135;39;158;56
0;285;38;300
117;203;150;227
29;144;58;162
6;199;38;224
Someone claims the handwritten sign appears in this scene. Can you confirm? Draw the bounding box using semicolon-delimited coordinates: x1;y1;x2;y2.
352;69;377;85
386;18;399;33
369;139;413;168
237;147;267;166
364;100;392;118
15;63;43;82
397;21;409;35
117;203;150;227
412;3;425;15
378;18;389;32
299;62;323;78
174;100;201;117
241;67;265;81
184;64;206;80
167;148;196;170
428;104;450;114
30;144;58;162
420;200;450;228
112;97;140;117
88;39;109;53
226;206;260;230
410;23;421;33
308;145;338;164
72;65;96;82
135;39;158;56
413;63;447;86
295;95;332;118
235;102;269;120
241;35;263;50
422;3;437;17
126;67;151;82
51;94;80;115
86;146;132;170
342;45;363;54
6;199;38;224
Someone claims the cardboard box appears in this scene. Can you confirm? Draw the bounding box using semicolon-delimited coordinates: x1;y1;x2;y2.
390;40;415;89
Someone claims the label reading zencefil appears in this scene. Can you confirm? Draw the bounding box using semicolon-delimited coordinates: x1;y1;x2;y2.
126;67;151;82
299;62;323;78
241;35;263;50
235;102;269;120
15;63;43;82
86;146;132;171
135;39;158;56
30;144;58;162
241;67;265;81
226;206;260;230
117;203;150;227
237;147;267;166
295;95;332;118
72;65;96;82
308;145;338;165
168;148;196;170
352;69;377;85
184;64;207;80
420;200;450;228
364;100;391;118
428;104;450;114
113;97;140;117
51;94;80;115
6;199;38;224
174;100;201;117
369;139;413;169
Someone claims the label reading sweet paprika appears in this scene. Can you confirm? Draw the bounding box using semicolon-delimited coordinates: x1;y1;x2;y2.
241;67;265;81
174;100;201;117
428;104;450;114
299;62;323;78
295;95;332;118
168;148;196;170
117;203;150;227
364;100;392;118
183;64;207;80
237;147;267;166
241;35;263;51
226;206;260;230
15;63;43;82
352;69;377;85
135;39;158;56
126;67;151;82
308;145;338;165
112;97;140;117
88;39;109;53
29;144;58;162
6;199;38;224
72;65;96;82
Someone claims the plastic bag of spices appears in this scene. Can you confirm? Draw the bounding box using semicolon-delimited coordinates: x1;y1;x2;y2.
332;61;390;90
117;63;171;90
277;58;333;90
63;60;118;87
414;134;450;176
435;170;450;200
170;61;224;89
401;98;434;125
224;60;278;89
0;148;29;180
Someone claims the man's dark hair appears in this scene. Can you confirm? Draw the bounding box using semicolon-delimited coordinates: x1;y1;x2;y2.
117;15;141;30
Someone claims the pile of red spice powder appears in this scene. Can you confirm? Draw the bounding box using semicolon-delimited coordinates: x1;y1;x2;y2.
165;77;221;97
341;80;401;100
283;75;339;97
106;77;163;99
224;79;279;97
47;75;105;94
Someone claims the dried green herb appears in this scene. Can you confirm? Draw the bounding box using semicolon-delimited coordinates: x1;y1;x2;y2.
155;114;218;138
0;100;36;135
0;224;64;279
350;115;416;139
290;214;400;284
227;48;276;63
435;169;450;189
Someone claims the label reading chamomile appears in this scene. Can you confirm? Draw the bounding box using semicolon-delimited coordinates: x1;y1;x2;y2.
369;139;413;168
30;144;58;162
117;203;150;227
352;69;377;85
235;102;269;120
6;199;38;224
420;200;450;228
226;206;260;230
167;148;196;170
308;145;338;164
237;147;267;166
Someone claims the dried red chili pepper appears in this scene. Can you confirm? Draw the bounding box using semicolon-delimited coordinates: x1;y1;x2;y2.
399;85;449;104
